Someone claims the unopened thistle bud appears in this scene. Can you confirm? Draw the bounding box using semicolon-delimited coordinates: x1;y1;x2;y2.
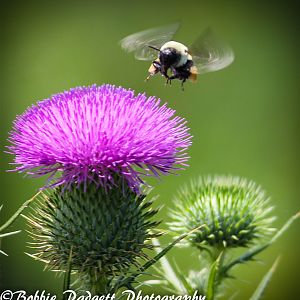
169;175;275;248
26;177;159;293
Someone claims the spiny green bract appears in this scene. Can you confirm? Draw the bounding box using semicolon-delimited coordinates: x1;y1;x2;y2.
26;178;159;278
168;175;275;248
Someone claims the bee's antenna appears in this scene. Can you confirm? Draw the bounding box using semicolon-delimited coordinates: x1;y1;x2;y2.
147;45;161;52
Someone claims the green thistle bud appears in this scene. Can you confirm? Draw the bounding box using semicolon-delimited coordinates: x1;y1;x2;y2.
26;177;159;292
168;175;275;249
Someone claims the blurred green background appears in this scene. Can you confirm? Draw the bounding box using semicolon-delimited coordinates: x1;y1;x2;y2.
1;0;299;299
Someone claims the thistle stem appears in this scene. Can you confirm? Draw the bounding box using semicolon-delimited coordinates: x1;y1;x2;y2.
85;272;109;295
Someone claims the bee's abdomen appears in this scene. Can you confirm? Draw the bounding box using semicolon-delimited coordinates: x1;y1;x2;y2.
173;60;197;82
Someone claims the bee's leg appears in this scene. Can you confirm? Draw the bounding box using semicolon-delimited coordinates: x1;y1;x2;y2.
145;73;154;82
181;78;187;91
165;73;177;85
166;75;176;85
163;73;172;86
146;61;161;81
160;66;171;84
168;67;180;85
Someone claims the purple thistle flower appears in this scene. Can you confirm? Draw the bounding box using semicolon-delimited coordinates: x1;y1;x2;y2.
8;84;192;191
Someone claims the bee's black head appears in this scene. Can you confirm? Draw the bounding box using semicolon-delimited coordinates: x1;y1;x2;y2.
159;48;180;67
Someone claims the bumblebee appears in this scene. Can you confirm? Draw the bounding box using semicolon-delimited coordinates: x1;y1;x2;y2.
120;23;234;89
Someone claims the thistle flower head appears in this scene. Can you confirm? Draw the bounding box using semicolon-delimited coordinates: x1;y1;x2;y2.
8;84;192;191
169;175;276;248
26;176;159;283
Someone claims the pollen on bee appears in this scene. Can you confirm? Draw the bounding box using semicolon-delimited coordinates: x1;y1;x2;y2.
189;66;198;82
148;59;160;75
148;64;157;75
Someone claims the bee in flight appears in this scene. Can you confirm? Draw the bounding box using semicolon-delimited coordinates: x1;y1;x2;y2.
120;23;234;89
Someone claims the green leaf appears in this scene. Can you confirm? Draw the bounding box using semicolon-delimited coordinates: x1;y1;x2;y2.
270;212;299;244
151;237;188;294
141;225;205;272
0;191;41;233
112;225;205;292
206;252;223;300
173;260;195;295
249;256;280;300
221;212;299;275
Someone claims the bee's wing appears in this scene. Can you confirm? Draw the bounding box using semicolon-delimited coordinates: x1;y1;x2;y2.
120;23;180;61
190;28;234;74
